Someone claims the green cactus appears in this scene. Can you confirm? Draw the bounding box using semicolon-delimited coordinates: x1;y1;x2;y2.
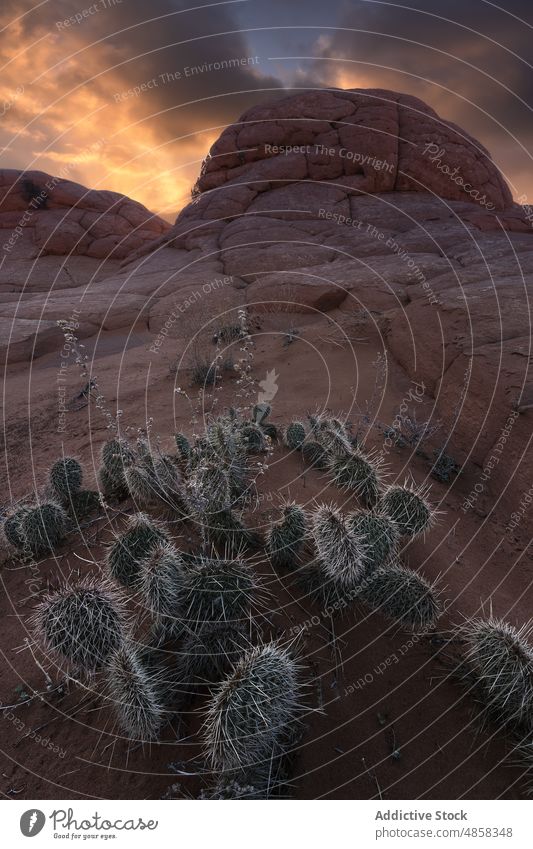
101;438;133;485
360;563;441;631
315;417;352;458
240;422;267;454
174;432;191;463
267;503;307;569
106;643;164;741
204;643;300;774
311;504;366;589
347;511;398;571
32;577;127;674
202;509;263;555
2;507;30;549
302;440;328;469
49;457;83;502
20;501;68;555
69;489;101;520
253;402;271;425
328;450;382;508
191;462;231;512
284;421;306;451
182;554;256;629
381;483;434;537
179;621;248;692
124;461;156;507
107;513;169;588
260;422;279;441
97;465;129;501
462;617;533;730
137;541;185;626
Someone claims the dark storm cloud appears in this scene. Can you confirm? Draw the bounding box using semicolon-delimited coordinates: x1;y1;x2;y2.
1;0;284;139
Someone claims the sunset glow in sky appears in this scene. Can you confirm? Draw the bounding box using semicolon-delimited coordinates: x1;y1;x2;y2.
1;0;532;220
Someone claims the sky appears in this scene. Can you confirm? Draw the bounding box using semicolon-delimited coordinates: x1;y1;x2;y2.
1;0;533;219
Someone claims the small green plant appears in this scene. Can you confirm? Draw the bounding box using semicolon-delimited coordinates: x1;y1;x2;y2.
32;577;127;674
430;450;460;483
267;503;307;569
461;617;533;730
49;457;83;502
107;513;169;589
360;563;441;630
311;504;366;589
347;511;398;571
212;324;243;345
20;501;68;555
285;421;306;451
204;642;300;775
381;482;435;537
106;643;164;741
182;555;257;629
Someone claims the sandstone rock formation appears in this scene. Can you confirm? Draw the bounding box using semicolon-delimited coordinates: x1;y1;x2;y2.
2;88;532;530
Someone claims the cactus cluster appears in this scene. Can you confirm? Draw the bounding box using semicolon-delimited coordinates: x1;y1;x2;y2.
360;563;441;631
267;502;307;570
204;643;300;781
32;577;127;674
107;513;168;588
462;617;533;730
